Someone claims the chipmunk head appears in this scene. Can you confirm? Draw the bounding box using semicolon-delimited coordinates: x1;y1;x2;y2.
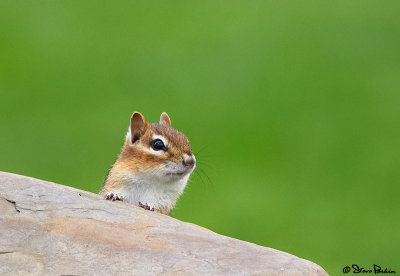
120;112;196;181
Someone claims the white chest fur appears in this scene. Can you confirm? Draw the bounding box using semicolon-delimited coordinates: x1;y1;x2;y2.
114;173;190;210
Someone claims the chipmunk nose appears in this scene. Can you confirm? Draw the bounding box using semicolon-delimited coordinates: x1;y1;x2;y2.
182;155;196;169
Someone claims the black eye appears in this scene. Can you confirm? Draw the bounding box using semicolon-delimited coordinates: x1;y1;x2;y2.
150;139;166;151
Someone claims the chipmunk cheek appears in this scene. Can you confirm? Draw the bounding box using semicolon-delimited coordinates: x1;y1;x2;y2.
170;154;182;164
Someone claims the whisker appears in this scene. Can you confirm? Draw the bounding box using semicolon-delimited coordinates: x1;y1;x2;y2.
196;160;216;170
194;145;209;156
196;166;214;191
193;169;207;191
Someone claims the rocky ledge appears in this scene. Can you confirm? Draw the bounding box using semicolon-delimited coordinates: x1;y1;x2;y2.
0;171;328;275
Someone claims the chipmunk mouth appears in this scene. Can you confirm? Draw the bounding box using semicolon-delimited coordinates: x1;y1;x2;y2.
166;171;186;176
165;156;196;177
166;169;190;176
166;166;195;177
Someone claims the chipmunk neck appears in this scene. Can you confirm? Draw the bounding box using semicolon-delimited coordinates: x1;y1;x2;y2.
101;164;189;215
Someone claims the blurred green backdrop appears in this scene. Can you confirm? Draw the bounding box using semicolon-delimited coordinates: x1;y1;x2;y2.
1;1;399;274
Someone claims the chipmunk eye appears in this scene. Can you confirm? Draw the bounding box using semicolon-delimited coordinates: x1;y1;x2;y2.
150;139;166;151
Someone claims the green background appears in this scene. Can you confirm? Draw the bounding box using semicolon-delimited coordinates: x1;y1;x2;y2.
1;1;399;274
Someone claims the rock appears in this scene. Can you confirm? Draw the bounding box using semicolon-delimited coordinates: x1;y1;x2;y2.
0;171;328;276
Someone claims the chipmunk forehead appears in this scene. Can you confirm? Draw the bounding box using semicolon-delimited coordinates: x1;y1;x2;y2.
149;123;191;150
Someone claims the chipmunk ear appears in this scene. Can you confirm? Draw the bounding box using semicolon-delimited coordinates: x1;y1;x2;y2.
130;112;148;144
160;112;171;126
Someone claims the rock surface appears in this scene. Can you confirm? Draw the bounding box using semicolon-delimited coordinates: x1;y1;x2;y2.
0;171;328;276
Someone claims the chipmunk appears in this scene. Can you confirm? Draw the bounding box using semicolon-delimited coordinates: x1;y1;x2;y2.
100;111;196;215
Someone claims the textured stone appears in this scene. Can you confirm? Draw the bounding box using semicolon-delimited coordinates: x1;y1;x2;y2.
0;171;328;275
